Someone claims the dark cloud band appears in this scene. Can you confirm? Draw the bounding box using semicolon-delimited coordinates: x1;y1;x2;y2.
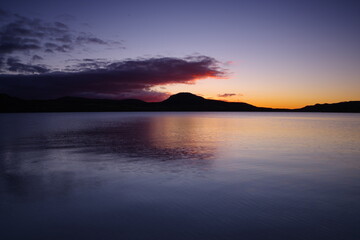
0;56;227;101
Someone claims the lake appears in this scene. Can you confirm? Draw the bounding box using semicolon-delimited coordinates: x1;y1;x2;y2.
0;112;359;240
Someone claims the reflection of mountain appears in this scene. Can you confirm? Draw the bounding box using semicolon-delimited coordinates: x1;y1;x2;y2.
1;92;359;112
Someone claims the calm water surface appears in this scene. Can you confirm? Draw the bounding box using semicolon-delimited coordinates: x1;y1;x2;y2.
0;112;359;240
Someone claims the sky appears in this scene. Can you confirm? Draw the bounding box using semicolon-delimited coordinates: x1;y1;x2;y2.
0;0;359;108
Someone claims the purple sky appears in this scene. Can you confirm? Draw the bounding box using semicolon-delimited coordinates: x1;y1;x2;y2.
1;0;359;107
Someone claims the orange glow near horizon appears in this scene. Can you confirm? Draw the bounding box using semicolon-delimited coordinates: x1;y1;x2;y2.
153;67;360;109
203;93;359;109
143;49;360;109
197;93;359;109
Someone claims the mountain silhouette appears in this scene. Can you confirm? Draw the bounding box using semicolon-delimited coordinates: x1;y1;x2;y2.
162;92;207;104
0;92;359;112
298;101;360;113
159;92;264;111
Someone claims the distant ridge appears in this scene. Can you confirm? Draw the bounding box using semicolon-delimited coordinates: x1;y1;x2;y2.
0;92;359;112
297;101;360;113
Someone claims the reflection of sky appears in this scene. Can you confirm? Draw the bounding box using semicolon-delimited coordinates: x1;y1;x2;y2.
1;112;359;198
1;0;359;107
0;113;220;198
25;117;218;161
0;112;360;239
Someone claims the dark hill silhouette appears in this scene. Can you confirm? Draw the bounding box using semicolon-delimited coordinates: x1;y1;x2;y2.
0;93;25;109
297;101;360;113
159;92;265;111
0;92;359;112
0;93;23;102
162;92;207;104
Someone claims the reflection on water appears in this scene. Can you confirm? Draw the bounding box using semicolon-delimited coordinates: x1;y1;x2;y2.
0;112;360;240
26;117;218;160
0;114;218;200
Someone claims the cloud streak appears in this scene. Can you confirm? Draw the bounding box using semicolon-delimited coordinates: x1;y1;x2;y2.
0;10;119;54
0;9;122;73
6;57;50;73
217;93;236;98
0;56;227;101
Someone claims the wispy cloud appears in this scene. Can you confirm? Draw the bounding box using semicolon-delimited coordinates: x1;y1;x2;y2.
5;57;50;73
0;9;122;72
217;93;236;98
